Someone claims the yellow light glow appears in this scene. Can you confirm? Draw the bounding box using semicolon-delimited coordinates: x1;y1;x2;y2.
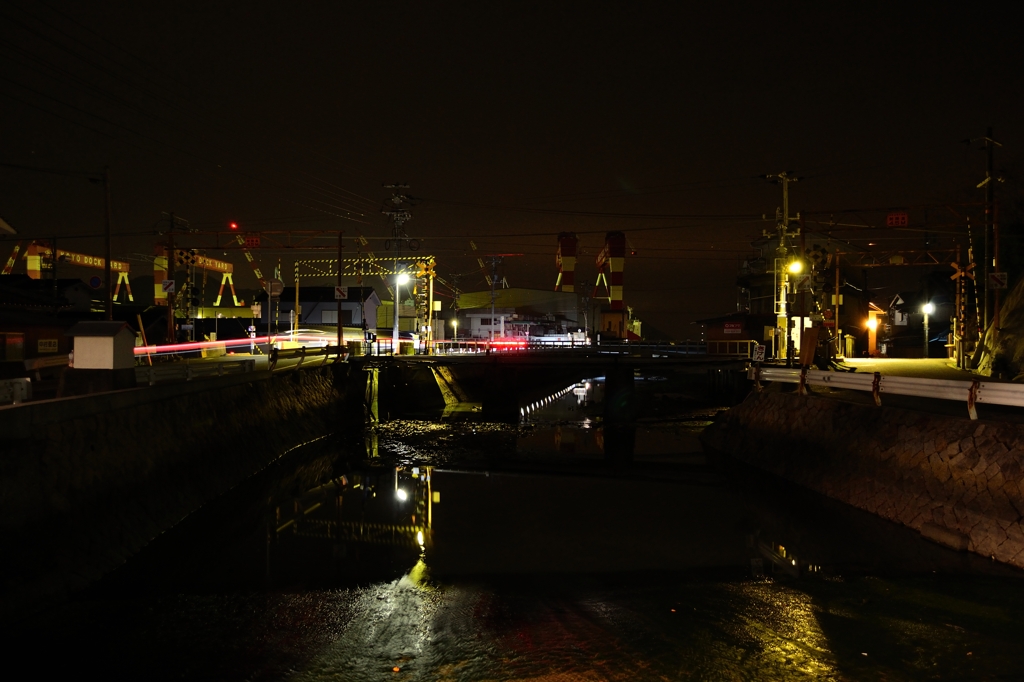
866;317;878;331
787;260;803;274
417;530;424;546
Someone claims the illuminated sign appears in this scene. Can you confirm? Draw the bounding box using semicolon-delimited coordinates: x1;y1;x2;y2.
886;212;909;227
38;339;58;353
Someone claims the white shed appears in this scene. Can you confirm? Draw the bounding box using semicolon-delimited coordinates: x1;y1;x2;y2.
65;321;137;370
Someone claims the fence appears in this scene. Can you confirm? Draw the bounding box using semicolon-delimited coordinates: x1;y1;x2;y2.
707;339;757;357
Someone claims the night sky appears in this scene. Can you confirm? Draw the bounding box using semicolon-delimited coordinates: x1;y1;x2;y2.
2;3;1021;338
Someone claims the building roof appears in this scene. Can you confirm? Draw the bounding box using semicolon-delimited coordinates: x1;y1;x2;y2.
458;288;578;315
65;321;132;337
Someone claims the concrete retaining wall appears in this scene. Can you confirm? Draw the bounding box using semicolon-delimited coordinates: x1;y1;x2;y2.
0;365;352;617
701;391;1024;569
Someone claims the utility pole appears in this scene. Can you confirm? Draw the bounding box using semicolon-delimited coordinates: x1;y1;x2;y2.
488;256;502;342
342;229;350;356
167;212;176;342
764;172;801;365
967;128;1002;332
382;185;412;352
104;167;113;321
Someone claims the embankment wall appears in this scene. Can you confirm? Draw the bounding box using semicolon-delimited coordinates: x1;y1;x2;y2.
701;391;1024;569
0;364;355;617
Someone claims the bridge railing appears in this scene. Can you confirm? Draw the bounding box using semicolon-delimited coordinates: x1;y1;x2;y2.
136;358;257;385
426;339;716;356
707;339;757;357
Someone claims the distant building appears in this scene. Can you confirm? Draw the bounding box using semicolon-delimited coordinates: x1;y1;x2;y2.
453;288;581;340
0;274;96;313
254;286;381;330
0;275;100;362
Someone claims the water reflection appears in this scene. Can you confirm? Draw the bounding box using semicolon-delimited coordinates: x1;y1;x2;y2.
17;414;1024;681
268;464;434;586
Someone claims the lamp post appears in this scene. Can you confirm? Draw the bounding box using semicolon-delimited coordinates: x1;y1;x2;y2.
785;258;803;367
922;302;934;359
450;317;458;340
393;272;409;354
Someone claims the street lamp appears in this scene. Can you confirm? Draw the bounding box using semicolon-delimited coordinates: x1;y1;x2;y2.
921;302;934;358
783;258;803;367
393;272;410;354
450;317;458;340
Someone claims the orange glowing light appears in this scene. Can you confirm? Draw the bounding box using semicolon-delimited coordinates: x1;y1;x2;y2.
229;222;239;230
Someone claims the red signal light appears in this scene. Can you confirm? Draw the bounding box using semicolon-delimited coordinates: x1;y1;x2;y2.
229;222;239;230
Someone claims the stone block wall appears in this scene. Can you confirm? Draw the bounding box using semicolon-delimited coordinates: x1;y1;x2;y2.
0;365;353;617
701;391;1024;569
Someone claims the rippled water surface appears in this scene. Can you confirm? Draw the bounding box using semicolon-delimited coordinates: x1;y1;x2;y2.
11;378;1024;680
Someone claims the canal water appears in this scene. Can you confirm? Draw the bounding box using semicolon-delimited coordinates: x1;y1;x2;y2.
9;376;1024;680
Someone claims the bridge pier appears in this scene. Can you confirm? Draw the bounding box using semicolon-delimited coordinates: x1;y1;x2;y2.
480;366;524;423
604;363;636;422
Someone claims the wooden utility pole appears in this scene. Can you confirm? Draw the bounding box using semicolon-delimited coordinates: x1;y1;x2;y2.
104;167;113;321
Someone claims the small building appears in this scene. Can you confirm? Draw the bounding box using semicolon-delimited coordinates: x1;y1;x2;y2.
65;321;137;369
698;312;778;357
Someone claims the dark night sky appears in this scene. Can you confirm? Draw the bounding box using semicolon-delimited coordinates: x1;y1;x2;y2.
1;2;1021;338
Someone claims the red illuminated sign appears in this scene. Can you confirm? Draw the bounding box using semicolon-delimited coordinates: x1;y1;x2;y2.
886;212;909;227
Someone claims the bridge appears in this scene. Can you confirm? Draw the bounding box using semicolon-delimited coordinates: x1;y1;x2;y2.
352;341;753;422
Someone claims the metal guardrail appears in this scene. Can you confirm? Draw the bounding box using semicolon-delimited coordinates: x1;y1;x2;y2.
750;365;1022;420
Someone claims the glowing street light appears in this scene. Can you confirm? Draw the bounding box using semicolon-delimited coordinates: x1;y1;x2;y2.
787;259;803;274
392;272;411;353
921;302;934;358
